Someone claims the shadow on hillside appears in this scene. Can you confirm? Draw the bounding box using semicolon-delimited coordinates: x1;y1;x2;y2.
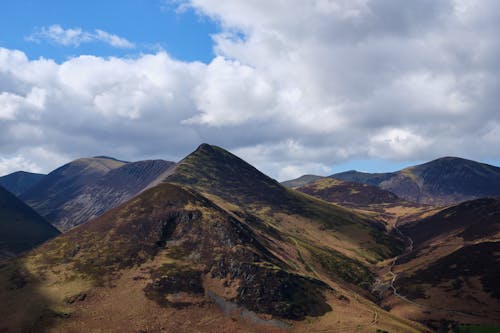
0;258;62;332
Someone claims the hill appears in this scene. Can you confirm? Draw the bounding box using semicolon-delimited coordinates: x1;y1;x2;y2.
0;185;59;258
21;157;175;230
296;177;401;208
281;174;324;188
379;198;500;327
0;171;45;196
332;157;500;205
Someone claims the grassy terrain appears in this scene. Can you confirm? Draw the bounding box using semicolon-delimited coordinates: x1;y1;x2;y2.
457;324;500;333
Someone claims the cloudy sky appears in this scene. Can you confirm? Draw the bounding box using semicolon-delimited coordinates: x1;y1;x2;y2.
1;0;499;180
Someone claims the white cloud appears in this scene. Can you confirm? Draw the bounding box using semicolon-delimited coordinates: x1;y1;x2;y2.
2;1;500;180
0;156;42;176
26;25;135;49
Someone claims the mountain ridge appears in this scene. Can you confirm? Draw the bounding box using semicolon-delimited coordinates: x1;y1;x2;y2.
0;171;45;196
330;157;500;205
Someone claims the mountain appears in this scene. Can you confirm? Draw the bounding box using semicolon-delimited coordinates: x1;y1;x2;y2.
20;157;175;231
46;159;175;231
380;198;500;327
281;174;324;188
332;157;500;205
296;177;401;208
0;185;59;258
166;144;403;264
21;156;127;215
0;144;426;333
0;171;45;196
330;170;395;186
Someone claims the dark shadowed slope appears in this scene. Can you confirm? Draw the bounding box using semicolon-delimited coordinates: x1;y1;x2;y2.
401;198;500;247
0;186;59;257
21;157;175;231
383;198;500;324
281;174;324;188
332;157;500;205
0;171;45;196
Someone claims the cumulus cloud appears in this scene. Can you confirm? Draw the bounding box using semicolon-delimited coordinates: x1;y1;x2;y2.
2;1;500;179
26;25;135;49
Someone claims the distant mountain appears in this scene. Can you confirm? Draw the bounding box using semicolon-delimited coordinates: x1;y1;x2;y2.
296;177;401;208
332;157;500;205
281;174;324;188
0;185;59;258
21;157;175;230
384;198;500;324
0;171;45;196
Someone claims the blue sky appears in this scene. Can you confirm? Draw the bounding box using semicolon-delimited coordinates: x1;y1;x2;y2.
0;0;217;63
1;1;500;180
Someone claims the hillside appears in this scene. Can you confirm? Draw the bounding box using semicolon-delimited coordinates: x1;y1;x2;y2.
21;157;175;231
0;171;45;196
0;181;425;333
296;177;401;208
332;157;500;205
0;186;59;258
379;198;500;328
21;156;127;218
281;174;324;188
50;160;175;230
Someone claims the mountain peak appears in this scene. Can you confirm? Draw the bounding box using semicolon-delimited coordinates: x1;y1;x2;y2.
166;144;286;206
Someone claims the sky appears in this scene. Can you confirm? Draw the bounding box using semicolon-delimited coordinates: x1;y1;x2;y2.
1;0;500;181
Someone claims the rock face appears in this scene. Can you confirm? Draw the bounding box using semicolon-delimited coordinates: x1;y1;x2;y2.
0;171;45;196
332;157;500;205
21;157;175;231
0;185;59;257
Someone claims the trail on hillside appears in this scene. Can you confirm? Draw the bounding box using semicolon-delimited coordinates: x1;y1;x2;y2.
387;219;484;318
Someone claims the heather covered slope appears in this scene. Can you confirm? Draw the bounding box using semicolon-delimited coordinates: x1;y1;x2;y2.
332;157;500;205
0;183;424;333
380;198;500;326
0;186;59;257
0;171;45;196
21;157;175;230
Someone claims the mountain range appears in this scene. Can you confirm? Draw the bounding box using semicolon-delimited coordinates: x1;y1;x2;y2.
20;157;175;231
0;145;498;332
285;156;500;206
